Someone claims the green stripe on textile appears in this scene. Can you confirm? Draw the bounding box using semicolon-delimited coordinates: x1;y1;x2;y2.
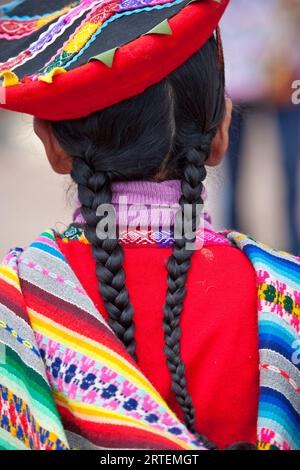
5;346;59;416
39;229;56;241
0;428;28;450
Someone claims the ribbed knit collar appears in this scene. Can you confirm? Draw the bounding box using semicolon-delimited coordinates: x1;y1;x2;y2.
73;180;213;231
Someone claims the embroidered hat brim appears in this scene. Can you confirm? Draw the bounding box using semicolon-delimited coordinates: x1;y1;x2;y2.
0;0;229;120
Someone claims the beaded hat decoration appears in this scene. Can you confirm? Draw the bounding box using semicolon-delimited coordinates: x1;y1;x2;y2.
0;0;229;120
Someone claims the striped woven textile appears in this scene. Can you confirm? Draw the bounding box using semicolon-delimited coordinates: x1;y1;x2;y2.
0;228;299;450
226;232;300;450
0;229;207;451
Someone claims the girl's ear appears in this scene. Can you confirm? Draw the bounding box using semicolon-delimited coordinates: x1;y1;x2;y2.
34;118;72;175
206;98;233;167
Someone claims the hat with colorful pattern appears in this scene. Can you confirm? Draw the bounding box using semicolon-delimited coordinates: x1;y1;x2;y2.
0;0;229;120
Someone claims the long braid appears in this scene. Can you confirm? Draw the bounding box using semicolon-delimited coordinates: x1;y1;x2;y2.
163;129;217;449
71;147;137;360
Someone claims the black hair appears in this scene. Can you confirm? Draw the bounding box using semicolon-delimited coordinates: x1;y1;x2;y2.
51;35;255;450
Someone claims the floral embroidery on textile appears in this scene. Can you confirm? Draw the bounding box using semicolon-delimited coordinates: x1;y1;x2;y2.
258;276;300;333
257;428;291;451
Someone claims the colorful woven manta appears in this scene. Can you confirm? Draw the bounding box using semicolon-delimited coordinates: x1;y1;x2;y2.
0;228;299;450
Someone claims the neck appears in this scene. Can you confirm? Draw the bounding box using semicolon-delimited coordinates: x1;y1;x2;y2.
73;180;213;231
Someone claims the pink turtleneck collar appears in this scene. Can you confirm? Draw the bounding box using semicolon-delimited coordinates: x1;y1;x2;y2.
73;180;213;231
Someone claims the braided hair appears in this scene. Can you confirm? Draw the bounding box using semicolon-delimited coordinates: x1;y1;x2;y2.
51;36;255;450
52;81;173;362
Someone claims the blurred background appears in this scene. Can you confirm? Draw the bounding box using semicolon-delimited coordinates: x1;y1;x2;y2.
0;0;299;259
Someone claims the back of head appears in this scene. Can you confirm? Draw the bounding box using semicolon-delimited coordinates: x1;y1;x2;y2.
52;35;225;181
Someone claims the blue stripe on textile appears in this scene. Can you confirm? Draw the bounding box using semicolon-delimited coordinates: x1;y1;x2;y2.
29;242;67;264
260;312;298;331
259;334;299;368
259;408;299;445
244;245;300;285
259;388;300;445
260;387;300;424
260;320;298;344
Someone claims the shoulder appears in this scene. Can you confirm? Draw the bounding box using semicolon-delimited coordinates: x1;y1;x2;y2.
224;231;300;276
221;231;300;298
177;232;258;325
192;230;258;285
0;228;67;294
190;230;300;319
224;231;300;334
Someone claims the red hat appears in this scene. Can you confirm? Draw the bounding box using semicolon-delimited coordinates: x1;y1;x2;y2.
0;0;229;120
